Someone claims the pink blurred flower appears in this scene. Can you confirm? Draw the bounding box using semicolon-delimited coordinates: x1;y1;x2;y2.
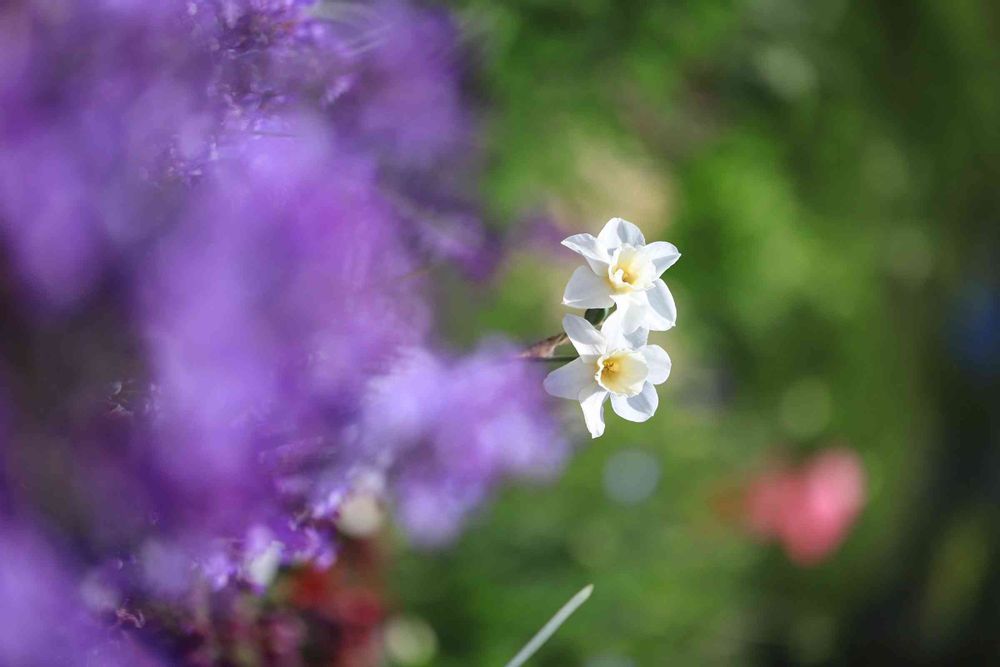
744;448;866;565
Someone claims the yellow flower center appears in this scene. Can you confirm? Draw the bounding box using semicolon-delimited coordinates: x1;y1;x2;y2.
595;349;648;396
607;245;653;293
618;268;636;285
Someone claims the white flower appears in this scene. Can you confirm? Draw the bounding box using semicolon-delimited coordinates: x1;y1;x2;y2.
543;314;671;439
561;217;680;333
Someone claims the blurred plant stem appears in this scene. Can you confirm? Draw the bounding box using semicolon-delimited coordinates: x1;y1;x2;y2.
521;308;610;360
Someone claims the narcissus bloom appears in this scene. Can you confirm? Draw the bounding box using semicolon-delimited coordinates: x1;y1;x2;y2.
562;218;681;333
544;314;671;438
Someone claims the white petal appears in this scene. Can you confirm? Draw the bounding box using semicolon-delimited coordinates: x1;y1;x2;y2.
562;266;614;309
543;358;598;400
640;345;671;384
640;241;681;275
599;311;627;349
610;382;659;422
624;326;649;349
561;233;610;274
597;217;645;249
579;385;608;438
601;311;648;350
611;291;649;334
644;279;677;331
562;314;606;356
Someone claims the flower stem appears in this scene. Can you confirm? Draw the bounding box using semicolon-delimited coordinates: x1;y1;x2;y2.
520;307;613;360
525;355;579;363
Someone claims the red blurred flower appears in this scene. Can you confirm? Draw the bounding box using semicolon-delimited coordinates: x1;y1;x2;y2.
745;448;866;565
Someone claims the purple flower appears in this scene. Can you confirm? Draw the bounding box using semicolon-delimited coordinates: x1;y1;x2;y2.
135;132;430;570
360;343;568;546
0;522;162;666
0;2;569;659
328;0;472;166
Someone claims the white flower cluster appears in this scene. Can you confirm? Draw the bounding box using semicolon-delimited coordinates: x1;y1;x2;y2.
544;218;681;438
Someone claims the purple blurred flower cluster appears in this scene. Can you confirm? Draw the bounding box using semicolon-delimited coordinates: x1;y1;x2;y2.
0;0;565;660
360;343;567;546
0;521;164;666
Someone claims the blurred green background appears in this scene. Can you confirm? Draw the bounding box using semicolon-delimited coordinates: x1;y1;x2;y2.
391;0;999;664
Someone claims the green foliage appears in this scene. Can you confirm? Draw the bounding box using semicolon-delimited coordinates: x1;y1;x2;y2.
398;0;1000;663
